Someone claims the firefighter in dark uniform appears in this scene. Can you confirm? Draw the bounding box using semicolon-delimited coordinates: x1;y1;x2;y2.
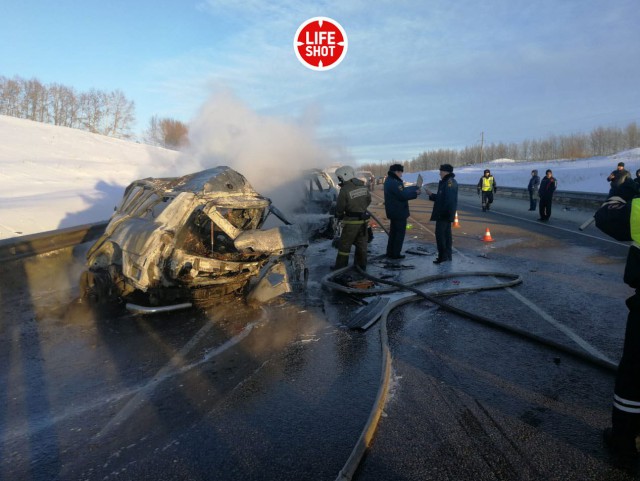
383;163;419;259
332;165;371;270
425;164;458;264
477;169;497;211
605;196;640;457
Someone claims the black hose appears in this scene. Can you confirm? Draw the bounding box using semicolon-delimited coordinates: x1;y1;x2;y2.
353;266;617;373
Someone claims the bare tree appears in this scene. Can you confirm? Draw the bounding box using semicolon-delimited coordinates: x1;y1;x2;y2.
104;89;135;139
78;89;106;134
144;115;189;149
625;122;639;150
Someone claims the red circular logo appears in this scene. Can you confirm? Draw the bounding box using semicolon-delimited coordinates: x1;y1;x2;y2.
294;17;348;71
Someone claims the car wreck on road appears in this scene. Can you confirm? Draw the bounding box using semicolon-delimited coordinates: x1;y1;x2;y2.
81;167;308;313
292;168;339;239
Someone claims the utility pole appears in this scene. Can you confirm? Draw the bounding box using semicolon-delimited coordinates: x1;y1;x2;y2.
480;131;484;167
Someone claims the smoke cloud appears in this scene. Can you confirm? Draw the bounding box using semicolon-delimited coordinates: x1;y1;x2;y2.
178;88;348;212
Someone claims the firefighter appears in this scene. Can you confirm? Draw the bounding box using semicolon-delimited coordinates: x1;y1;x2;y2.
604;196;640;458
477;169;497;212
332;165;371;270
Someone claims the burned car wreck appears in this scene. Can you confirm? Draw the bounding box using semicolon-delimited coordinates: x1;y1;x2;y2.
291;168;339;239
81;167;308;312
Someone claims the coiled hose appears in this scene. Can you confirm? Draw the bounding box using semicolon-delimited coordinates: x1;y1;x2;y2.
325;265;618;481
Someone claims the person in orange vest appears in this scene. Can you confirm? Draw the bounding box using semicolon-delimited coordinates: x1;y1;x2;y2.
604;197;640;458
477;169;497;212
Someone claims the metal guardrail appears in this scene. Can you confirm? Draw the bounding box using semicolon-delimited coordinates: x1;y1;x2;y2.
0;221;108;263
0;185;610;263
430;183;607;209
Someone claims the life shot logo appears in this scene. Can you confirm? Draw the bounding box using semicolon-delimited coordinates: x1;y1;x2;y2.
294;17;348;71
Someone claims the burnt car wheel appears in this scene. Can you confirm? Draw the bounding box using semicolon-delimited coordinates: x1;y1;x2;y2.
80;270;112;304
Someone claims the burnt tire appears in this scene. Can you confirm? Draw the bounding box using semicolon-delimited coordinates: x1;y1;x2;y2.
80;269;114;305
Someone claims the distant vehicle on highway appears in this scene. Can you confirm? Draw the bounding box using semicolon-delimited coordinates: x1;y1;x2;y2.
80;167;308;312
356;170;375;190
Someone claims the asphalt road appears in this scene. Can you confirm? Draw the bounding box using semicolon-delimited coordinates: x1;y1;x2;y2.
0;190;638;480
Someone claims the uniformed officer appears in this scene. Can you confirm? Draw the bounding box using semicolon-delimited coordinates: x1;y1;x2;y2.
425;164;458;264
477;169;497;212
332;165;371;270
383;164;419;259
605;196;640;457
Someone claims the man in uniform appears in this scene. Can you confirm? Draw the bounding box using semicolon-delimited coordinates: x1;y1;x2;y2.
604;196;640;458
383;163;419;259
527;169;540;211
425;164;458;264
332;165;371;270
477;169;497;212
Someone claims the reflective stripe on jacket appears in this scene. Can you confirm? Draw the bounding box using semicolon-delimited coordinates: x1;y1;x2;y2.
632;198;640;246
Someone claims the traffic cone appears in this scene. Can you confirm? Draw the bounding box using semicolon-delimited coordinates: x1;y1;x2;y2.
453;211;461;228
482;227;494;242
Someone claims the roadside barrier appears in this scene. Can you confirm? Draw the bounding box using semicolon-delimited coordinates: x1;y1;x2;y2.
0;184;611;263
0;221;108;263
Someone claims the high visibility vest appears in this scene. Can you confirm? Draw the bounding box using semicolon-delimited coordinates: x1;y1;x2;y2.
481;176;494;191
632;197;640;246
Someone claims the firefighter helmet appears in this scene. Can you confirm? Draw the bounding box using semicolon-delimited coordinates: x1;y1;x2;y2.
335;166;355;183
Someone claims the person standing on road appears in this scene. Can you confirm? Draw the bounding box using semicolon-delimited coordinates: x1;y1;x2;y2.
332;166;371;270
538;169;557;222
477;169;497;212
608;162;630;196
425;164;458;264
604;197;640;458
527;170;540;211
635;169;640;188
383;163;419;259
609;171;640;201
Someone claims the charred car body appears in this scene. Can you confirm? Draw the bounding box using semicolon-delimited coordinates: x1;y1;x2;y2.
293;168;339;239
81;167;308;312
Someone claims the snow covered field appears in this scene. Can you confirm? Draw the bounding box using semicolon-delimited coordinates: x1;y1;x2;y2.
1;114;638;240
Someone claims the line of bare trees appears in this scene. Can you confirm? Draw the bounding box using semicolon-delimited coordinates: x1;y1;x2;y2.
143;115;189;149
0;75;135;139
360;122;640;175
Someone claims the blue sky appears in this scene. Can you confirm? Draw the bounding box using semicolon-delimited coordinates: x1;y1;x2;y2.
1;0;639;164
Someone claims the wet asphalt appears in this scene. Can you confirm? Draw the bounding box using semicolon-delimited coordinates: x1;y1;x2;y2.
0;191;638;480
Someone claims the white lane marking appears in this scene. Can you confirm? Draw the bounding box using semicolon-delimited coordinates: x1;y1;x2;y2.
1;317;262;445
504;286;614;364
92;319;257;440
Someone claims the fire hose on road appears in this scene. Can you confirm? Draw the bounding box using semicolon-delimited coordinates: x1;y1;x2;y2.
322;264;618;481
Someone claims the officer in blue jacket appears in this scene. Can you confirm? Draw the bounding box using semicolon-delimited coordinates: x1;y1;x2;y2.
425;164;458;264
383;164;419;259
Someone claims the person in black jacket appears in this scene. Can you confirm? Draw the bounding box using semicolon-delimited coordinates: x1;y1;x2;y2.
635;169;640;188
527;170;540;211
383;164;419;259
609;171;640;201
538;169;557;222
608;162;630;196
425;164;458;263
